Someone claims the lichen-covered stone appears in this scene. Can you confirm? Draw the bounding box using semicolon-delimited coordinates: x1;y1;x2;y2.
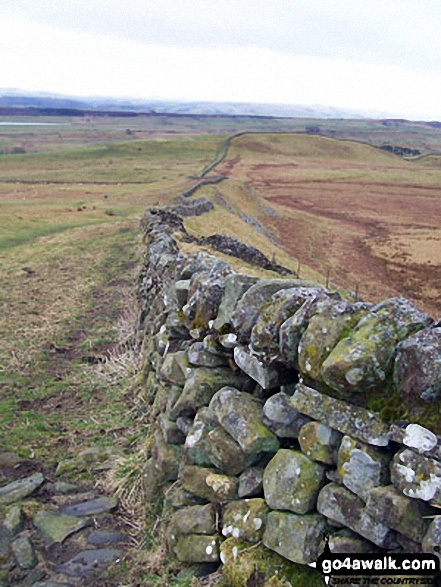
213;274;259;332
328;529;378;553
250;286;325;355
169;367;250;418
159;351;192;386
395;327;441;404
184;416;215;467
299;422;342;465
298;298;371;381
220;537;324;587
238;467;264;498
33;510;89;543
209;387;279;456
163;483;205;512
151;431;182;481
337;435;391;501
0;473;44;505
365;485;432;543
11;536;38;569
205;426;255;475
321;298;432;395
262;392;311;439
185;261;232;331
233;346;281;389
174;534;220;563
222;498;269;542
263;449;325;514
180;465;238;502
279;291;333;368
231;279;316;341
187;342;229;367
159;415;186;444
391;448;441;506
317;483;398;548
422;517;441;558
292;383;390;446
2;505;23;535
263;511;328;564
167;504;217;545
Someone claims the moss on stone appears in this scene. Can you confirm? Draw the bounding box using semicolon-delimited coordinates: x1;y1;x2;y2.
220;537;324;587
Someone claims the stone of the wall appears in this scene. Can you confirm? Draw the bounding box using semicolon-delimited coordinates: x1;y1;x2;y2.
136;204;441;582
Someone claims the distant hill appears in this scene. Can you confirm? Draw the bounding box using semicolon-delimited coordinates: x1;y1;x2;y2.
0;89;387;119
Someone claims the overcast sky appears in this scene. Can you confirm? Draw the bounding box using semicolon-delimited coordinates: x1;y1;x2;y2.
1;0;441;119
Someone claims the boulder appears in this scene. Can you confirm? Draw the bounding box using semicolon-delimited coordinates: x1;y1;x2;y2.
292;383;390;446
174;534;220;563
209;387;279;456
180;465;238;502
213;274;259;332
263;449;325;514
187;342;229;367
298;298;371;381
298;422;342;465
395;327;441;404
0;473;44;505
250;286;325;356
169;367;250;419
231;279;316;341
263;511;328;564
222;498;269;542
391;448;441;506
321;298;432;396
262;392;311;438
337;435;391;501
365;485;432;543
205;426;256;475
317;483;398;548
159;351;192;386
233;346;282;389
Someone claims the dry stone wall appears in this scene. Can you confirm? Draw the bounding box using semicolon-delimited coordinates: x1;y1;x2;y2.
137;205;441;585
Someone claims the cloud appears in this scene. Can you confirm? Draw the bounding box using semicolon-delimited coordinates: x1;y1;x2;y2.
1;10;441;119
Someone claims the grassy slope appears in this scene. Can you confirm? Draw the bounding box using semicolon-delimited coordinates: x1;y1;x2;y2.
0;133;224;463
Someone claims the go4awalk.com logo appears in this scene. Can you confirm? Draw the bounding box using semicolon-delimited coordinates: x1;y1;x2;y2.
312;537;440;586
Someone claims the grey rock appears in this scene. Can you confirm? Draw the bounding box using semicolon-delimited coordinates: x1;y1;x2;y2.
60;496;118;517
238;467;264;498
221;498;269;543
263;511;327;564
11;536;38;569
299;421;342;465
391;448;441;506
213;274;259;332
33;510;89;543
328;530;378;554
174;279;190;308
3;505;23;535
422;517;441;558
231;279;316;340
262;392;311;438
337;435;391;501
365;485;432;543
159;415;186;444
169;367;250;419
395;327;441;404
233;346;281;389
321;297;432;396
187;342;229;367
55;548;123;577
87;530;125;546
174;534;220;563
180;465;238;502
263;449;325;514
317;483;398;548
291;383;390;446
209;387;279;456
159;351;192;386
251;286;325;356
0;472;44;505
205;426;255;475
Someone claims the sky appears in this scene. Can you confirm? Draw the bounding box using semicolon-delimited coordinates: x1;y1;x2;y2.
1;0;441;120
